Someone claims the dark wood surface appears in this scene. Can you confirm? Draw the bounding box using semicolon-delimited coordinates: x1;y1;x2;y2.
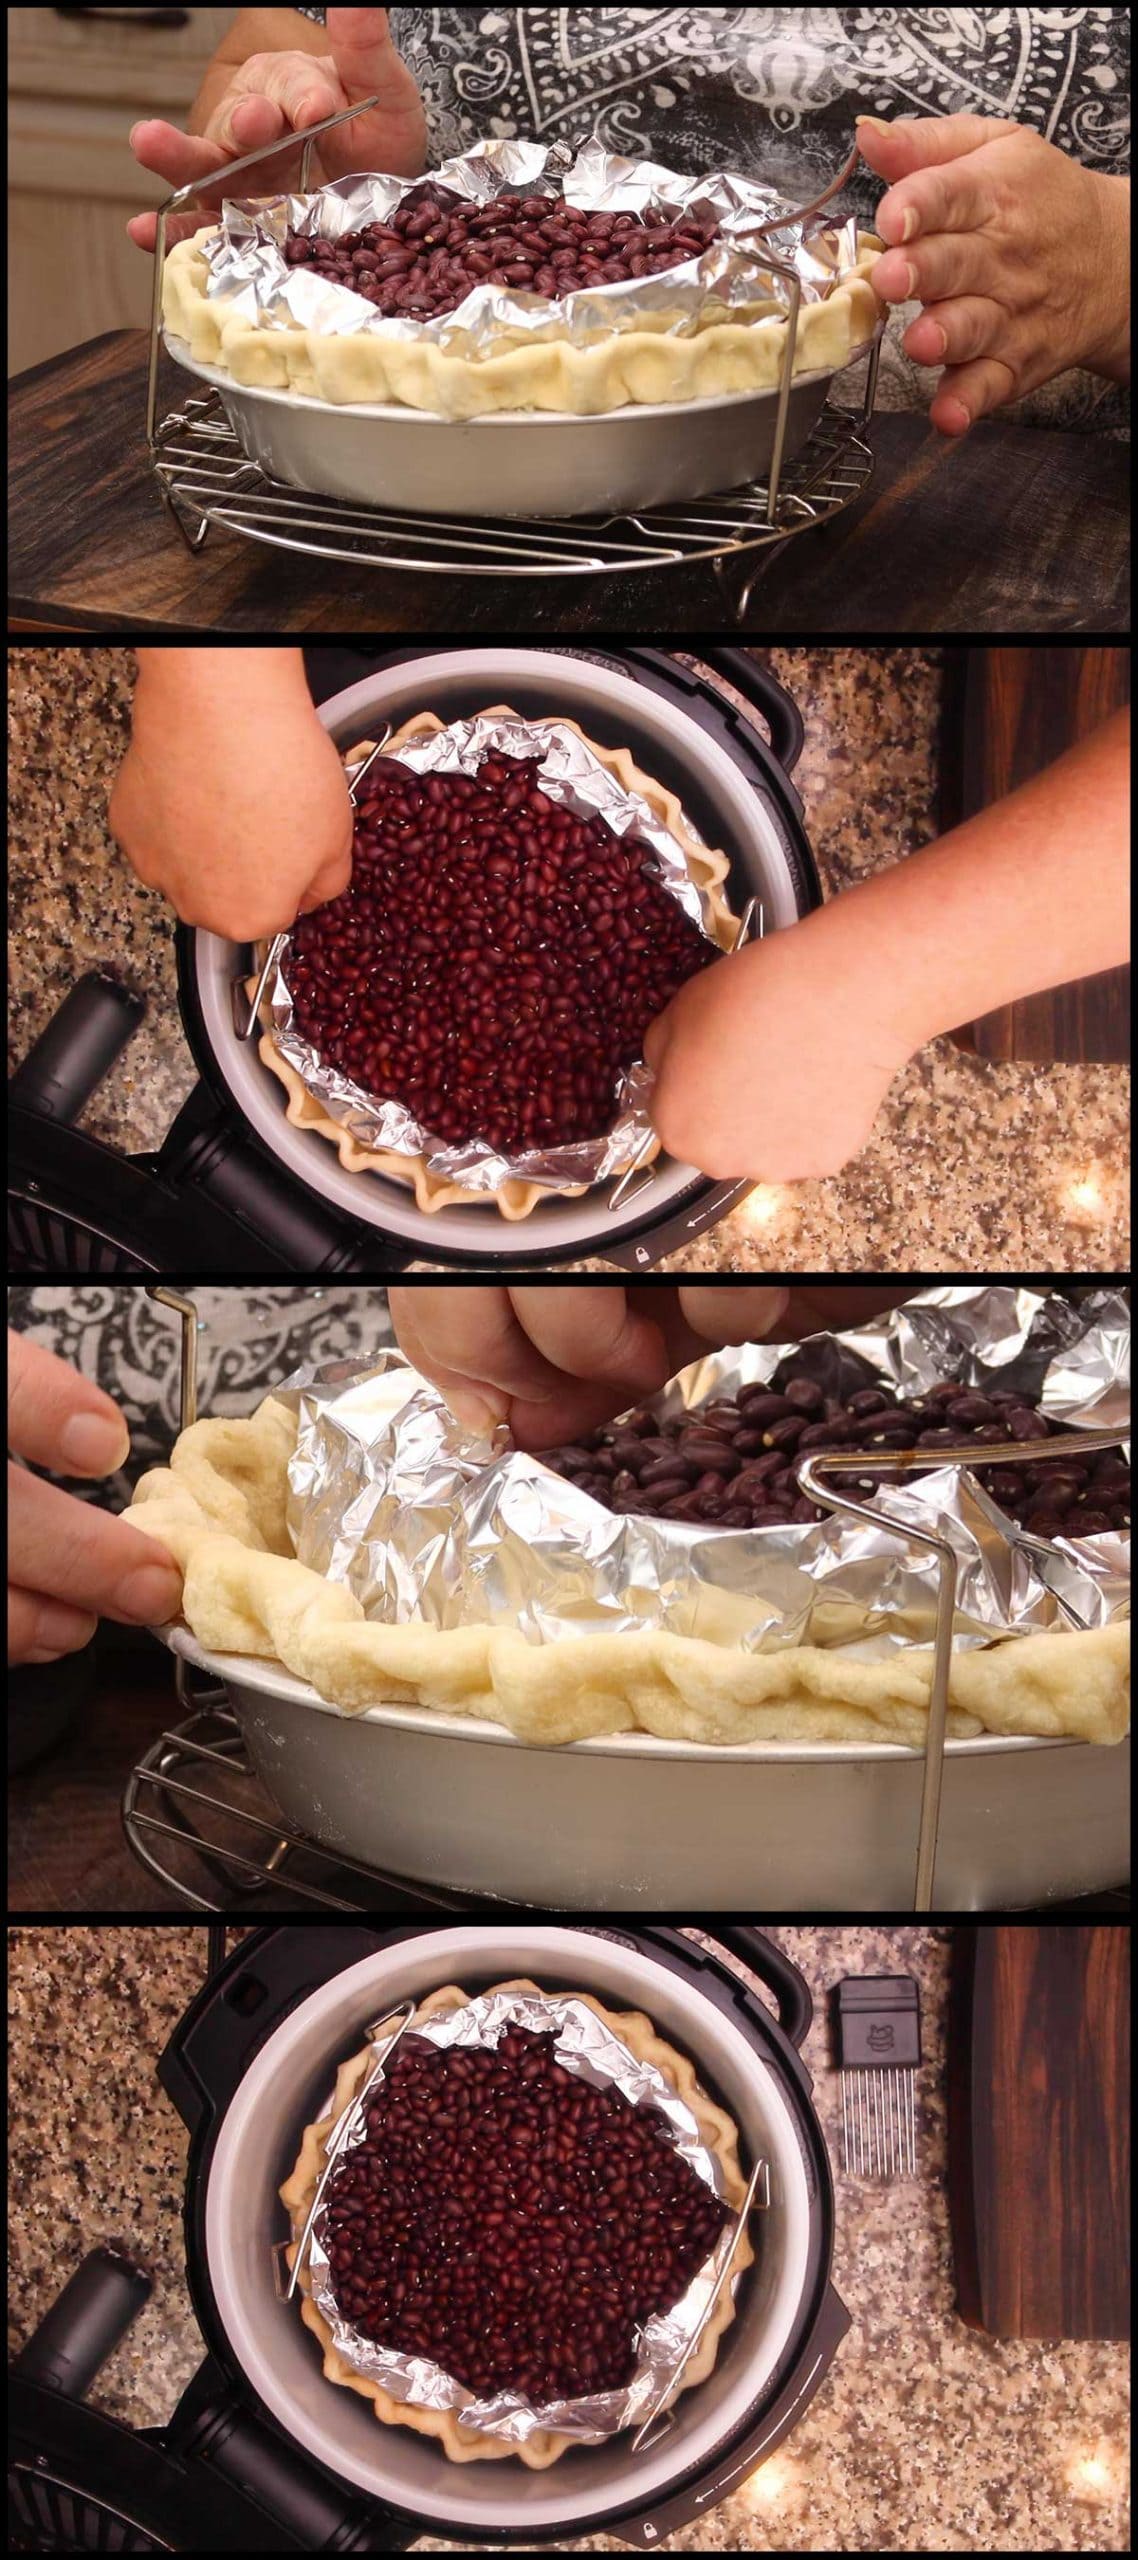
8;331;1132;635
944;646;1131;1062
947;1925;1131;2340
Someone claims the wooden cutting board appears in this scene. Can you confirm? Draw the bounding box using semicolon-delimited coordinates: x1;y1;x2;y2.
942;644;1131;1061
947;1926;1130;2338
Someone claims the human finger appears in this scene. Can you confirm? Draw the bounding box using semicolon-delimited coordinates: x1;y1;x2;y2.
856;112;1021;181
206;61;340;153
390;1286;668;1440
903;294;1006;368
874;230;995;309
929;352;1017;433
8;1586;99;1667
8;1468;183;1627
128;117;236;188
7;1334;130;1477
296;849;354;914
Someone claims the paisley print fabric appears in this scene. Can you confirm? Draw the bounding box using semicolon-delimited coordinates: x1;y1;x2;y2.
293;6;1130;428
7;1287;394;1490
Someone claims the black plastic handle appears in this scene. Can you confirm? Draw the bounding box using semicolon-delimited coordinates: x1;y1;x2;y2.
709;1926;814;2050
703;649;806;777
12;2247;151;2398
8;972;145;1123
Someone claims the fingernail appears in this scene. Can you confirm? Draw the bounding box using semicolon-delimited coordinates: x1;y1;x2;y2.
31;1603;98;1658
897;260;917;298
755;1288;791;1333
59;1409;131;1475
900;206;920;242
447;1390;507;1440
856;116;892;134
114;1561;183;1623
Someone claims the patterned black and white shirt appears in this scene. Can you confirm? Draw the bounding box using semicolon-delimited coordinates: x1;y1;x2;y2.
7;1287;395;1488
292;6;1130;426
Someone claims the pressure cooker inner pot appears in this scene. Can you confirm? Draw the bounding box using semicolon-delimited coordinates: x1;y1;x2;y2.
203;1928;814;2531
192;649;809;1255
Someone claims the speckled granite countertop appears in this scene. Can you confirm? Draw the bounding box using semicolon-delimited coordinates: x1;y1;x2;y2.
7;647;1128;1272
8;1924;1129;2554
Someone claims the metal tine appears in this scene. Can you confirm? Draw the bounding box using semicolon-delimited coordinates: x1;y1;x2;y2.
796;1426;1129;1914
283;1999;417;2302
234;722;393;1041
630;2156;769;2456
608;896;763;1214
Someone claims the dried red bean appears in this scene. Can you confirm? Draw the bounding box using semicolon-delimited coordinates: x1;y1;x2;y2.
284;183;721;322
318;2024;729;2403
541;1369;1129;1542
286;749;716;1153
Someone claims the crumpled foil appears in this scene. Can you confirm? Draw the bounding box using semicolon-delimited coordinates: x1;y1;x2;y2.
197;133;869;360
263;709;730;1195
278;1288;1129;1660
302;1984;745;2448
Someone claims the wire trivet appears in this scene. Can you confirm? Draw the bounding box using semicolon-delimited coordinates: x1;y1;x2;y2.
122;1680;528;1914
150;390;875;606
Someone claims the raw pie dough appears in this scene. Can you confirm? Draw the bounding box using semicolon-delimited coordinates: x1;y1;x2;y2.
125;1395;1130;1748
279;1978;753;2466
164;223;882;420
255;708;738;1218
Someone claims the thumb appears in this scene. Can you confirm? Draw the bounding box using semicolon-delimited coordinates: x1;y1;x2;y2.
856;111;1019;179
296;847;353;915
324;6;397;95
642;1009;674;1075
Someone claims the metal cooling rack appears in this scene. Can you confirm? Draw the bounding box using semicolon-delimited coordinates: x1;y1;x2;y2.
145;98;882;613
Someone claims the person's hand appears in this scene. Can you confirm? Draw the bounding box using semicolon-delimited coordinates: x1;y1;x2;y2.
643;917;915;1184
109;651;354;937
388;1286;910;1449
857;113;1130;434
8;1335;183;1665
127;7;426;251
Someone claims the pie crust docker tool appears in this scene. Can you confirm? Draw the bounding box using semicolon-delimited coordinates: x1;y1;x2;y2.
834;1976;921;2181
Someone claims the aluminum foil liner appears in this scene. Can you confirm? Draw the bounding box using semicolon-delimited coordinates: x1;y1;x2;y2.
263;710;729;1195
278;1289;1129;1660
300;1985;745;2448
198;133;869;360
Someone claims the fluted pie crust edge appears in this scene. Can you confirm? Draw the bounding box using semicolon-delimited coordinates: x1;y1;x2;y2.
123;1394;1131;1748
278;1976;753;2466
255;707;737;1218
164;223;882;420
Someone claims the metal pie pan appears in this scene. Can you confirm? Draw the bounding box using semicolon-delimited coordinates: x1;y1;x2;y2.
165;1627;1130;1913
164;326;838;515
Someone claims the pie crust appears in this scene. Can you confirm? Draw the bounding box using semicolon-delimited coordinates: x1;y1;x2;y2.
255;707;738;1218
164;222;882;420
278;1976;753;2466
124;1394;1130;1749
